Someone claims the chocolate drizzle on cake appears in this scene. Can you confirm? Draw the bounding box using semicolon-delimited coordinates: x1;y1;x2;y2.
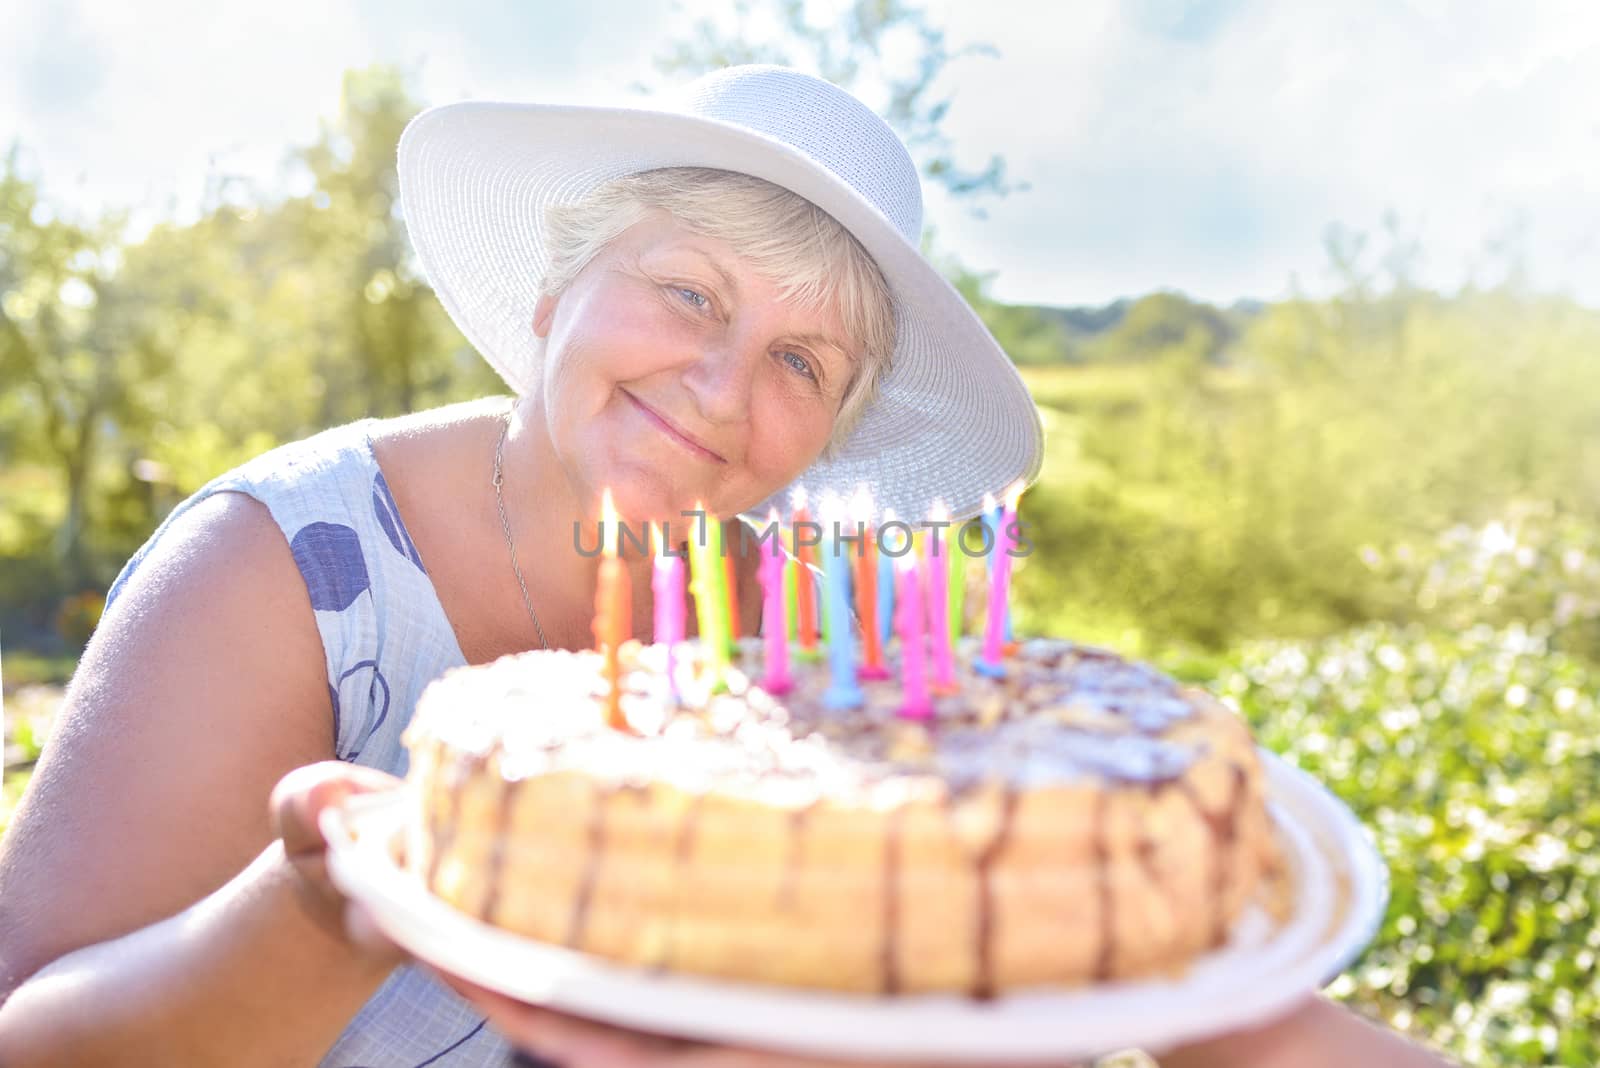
427;749;484;890
971;784;1020;1000
480;771;523;923
1092;788;1116;981
1177;761;1248;948
659;791;709;971
565;782;616;950
778;800;818;912
1135;782;1168;905
881;805;904;995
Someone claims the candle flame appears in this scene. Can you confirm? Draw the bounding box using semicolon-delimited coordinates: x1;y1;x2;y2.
1005;480;1025;512
930;498;949;523
850;482;874;523
790;485;809;511
981;491;997;515
817;490;844;522
601;488;618;558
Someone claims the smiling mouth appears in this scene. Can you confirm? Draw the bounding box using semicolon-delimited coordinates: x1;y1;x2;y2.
621;390;727;464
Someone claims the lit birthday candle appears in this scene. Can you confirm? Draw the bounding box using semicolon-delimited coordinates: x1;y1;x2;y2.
949;515;968;650
792;488;821;659
876;508;899;649
976;485;1022;677
652;522;686;702
926;500;957;693
894;551;933;720
757;508;792;694
819;493;862;708
723;551;741;644
785;530;798;643
986;493;1019;653
853;485;891;681
592;489;631;728
688;503;730;688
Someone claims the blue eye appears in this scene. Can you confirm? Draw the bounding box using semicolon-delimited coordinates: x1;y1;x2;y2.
780;350;817;380
677;287;709;310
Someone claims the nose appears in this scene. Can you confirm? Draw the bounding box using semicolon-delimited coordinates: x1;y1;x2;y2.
680;333;757;427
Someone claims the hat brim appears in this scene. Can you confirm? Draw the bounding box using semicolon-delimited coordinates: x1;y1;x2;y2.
398;100;1043;523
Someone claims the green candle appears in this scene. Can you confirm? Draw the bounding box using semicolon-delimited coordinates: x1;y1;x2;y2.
709;514;733;668
785;537;799;641
690;507;730;686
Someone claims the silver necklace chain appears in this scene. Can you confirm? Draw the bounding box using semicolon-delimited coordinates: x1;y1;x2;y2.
492;407;552;652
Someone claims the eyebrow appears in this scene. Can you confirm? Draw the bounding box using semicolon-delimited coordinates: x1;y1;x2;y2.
787;332;859;362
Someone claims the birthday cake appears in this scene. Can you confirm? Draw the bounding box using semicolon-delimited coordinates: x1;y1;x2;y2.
399;634;1282;997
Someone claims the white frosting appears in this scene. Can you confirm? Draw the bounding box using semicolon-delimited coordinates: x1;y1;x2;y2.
409;636;1211;804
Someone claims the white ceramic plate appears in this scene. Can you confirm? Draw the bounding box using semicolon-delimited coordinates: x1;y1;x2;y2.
323;749;1388;1063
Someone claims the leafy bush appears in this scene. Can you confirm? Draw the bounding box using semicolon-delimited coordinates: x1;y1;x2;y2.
1203;622;1599;1066
1362;501;1600;667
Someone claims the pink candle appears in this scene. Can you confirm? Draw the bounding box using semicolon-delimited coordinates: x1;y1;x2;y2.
976;485;1021;677
653;527;687;699
926;500;956;692
757;508;793;694
895;552;933;719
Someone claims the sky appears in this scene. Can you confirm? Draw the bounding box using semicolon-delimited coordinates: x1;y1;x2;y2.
4;0;1598;308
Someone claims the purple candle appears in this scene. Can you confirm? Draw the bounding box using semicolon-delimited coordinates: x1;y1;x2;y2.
653;527;686;699
757;508;793;694
895;552;933;720
926;500;956;692
976;486;1019;678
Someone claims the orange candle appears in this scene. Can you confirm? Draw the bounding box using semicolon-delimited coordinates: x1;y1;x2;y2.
592;488;631;731
794;494;819;656
853;486;891;680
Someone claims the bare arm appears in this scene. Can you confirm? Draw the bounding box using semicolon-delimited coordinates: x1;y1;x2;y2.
0;492;400;1066
1157;994;1459;1068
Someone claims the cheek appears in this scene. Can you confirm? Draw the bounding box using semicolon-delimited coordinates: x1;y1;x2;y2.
746;380;835;477
551;290;680;390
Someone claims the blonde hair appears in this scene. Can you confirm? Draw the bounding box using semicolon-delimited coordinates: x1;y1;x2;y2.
536;167;897;453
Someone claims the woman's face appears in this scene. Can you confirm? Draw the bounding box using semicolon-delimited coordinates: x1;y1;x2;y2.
533;209;858;522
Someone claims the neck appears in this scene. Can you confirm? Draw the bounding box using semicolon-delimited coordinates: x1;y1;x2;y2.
500;396;687;647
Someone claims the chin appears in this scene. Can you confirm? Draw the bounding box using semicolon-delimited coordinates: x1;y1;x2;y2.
611;476;781;531
601;475;707;526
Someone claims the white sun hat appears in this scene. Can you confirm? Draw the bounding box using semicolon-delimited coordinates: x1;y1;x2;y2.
396;64;1043;524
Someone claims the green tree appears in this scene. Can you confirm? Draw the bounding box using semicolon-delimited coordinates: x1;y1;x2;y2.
648;0;1025;212
290;65;495;422
0;148;169;590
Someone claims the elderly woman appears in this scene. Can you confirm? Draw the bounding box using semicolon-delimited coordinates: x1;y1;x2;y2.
0;67;1451;1068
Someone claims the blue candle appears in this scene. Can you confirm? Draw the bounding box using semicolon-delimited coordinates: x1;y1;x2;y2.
876;509;898;650
982;499;1014;645
820;494;863;709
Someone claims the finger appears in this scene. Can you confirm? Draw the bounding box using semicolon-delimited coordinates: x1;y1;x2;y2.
270;760;402;856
